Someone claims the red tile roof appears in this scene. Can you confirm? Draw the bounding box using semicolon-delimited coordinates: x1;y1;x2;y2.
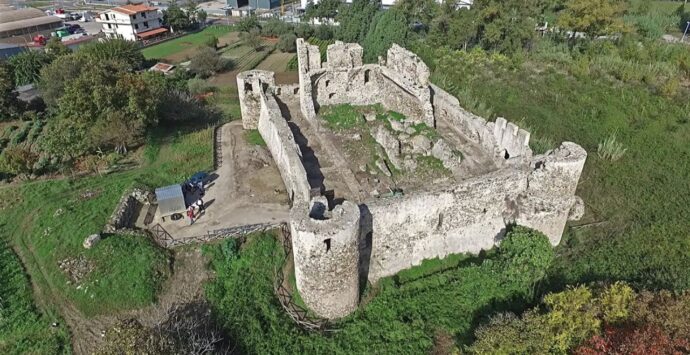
136;27;167;38
110;4;158;15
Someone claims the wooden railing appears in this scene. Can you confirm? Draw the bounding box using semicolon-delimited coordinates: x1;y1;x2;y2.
273;224;338;333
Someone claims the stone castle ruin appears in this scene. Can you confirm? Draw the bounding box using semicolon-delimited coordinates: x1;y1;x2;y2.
237;39;586;319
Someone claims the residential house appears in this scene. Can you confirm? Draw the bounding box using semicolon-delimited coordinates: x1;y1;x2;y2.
96;4;167;41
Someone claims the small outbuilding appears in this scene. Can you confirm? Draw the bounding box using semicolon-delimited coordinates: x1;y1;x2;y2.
155;184;186;220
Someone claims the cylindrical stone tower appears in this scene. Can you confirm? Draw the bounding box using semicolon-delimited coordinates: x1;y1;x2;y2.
290;198;361;319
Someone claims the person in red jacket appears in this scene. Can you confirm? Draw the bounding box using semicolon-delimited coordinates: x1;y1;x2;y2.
186;206;195;225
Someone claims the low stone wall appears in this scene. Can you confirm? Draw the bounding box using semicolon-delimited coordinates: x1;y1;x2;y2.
290;198;361;319
257;85;312;205
430;84;532;160
104;188;151;233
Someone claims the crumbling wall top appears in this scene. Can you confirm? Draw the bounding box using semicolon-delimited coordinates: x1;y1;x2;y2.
385;44;430;87
326;41;364;70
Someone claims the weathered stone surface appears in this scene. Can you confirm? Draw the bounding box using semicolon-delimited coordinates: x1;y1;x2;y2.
410;135;432;154
373;125;401;169
431;139;461;169
83;234;100;249
290;199;361;319
389;119;404;132
375;159;391;177
568;196;585;221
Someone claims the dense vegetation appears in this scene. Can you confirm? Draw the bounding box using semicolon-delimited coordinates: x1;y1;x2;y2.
0;39;220;180
205;227;555;353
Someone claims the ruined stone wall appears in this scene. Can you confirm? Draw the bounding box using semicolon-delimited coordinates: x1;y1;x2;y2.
363;169;527;281
298;40;434;126
430;84;532;160
290;198;361;319
296;38;319;121
363;143;587;282
256;84;312;205
238;70;276;129
516;142;587;244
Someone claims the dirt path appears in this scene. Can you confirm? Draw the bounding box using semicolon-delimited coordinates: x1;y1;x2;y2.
157;121;290;239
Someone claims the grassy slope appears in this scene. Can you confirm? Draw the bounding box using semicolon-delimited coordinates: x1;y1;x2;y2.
437;61;690;291
0;126;213;319
141;25;234;60
205;233;531;354
0;240;70;354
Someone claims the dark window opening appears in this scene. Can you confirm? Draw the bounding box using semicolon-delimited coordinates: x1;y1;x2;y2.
482;208;487;214
329;93;335;99
244;82;253;92
276;87;282;95
436;213;443;229
293;87;299;94
503;149;510;159
325;80;330;87
364;70;370;83
143;21;149;28
324;238;331;252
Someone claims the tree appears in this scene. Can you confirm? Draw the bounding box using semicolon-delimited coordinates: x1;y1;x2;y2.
189;47;228;78
557;0;628;38
575;325;690;355
240;28;264;51
7;50;52;86
395;0;438;28
304;0;341;19
236;15;260;33
295;23;315;39
336;0;381;43
38;54;89;107
164;0;192;31
473;0;542;53
204;35;219;49
0;146;38;177
0;62;21;120
77;39;144;70
44;37;71;57
277;33;298;53
362;7;409;62
496;226;554;293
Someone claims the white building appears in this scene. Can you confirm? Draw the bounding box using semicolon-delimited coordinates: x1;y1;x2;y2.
96;4;167;41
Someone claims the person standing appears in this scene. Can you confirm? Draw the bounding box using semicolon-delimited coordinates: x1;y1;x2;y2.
187;206;195;225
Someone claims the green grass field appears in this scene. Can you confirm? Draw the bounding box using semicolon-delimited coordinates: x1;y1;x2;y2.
0;124;214;320
428;45;690;292
141;25;234;60
0;240;70;354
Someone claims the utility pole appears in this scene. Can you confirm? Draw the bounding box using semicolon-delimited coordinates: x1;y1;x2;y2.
683;21;690;43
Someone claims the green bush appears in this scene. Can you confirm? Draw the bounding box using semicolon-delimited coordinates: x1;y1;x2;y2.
277;33;297;53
